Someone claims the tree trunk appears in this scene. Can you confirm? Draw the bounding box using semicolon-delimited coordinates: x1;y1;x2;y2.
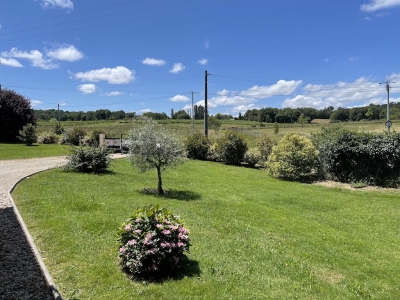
157;166;164;195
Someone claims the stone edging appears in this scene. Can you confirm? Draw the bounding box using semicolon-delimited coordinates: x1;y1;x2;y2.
7;170;63;300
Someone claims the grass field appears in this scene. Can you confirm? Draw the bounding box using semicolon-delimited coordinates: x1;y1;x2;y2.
12;159;400;299
0;143;69;160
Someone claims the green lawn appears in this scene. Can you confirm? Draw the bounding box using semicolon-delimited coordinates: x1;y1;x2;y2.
12;159;400;299
0;143;69;160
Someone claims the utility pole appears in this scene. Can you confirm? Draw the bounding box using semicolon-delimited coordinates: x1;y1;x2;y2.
188;91;198;134
380;80;395;133
204;70;208;137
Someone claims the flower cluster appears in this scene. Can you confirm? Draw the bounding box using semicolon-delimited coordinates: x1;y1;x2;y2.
117;205;190;277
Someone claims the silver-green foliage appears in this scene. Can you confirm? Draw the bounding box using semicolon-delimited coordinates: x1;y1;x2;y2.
127;118;186;194
266;133;319;181
64;146;112;173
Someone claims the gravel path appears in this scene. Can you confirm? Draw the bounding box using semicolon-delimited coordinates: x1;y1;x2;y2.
0;154;126;299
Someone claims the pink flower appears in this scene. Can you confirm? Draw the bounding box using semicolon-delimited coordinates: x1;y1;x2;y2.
154;217;159;222
152;264;158;270
169;225;178;230
135;218;141;223
134;229;141;234
146;233;153;239
173;256;179;265
119;246;125;253
160;242;170;248
162;230;171;235
178;227;187;234
178;233;188;240
127;239;136;246
177;242;184;247
124;225;132;231
156;224;163;229
146;248;156;254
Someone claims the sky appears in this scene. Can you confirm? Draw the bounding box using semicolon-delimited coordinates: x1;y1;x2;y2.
1;0;400;116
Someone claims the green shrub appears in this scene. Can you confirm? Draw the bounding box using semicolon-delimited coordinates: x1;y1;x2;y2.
243;149;261;167
38;131;59;144
18;123;37;146
313;126;400;187
60;126;87;145
266;133;319;181
206;144;220;162
257;135;277;162
117;205;190;278
84;129;104;147
54;123;64;135
184;132;211;160
63;146;111;173
215;130;248;165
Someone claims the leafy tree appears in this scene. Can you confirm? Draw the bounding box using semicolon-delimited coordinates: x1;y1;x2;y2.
273;122;279;135
0;89;36;142
172;110;190;119
127;118;186;195
19;123;37;146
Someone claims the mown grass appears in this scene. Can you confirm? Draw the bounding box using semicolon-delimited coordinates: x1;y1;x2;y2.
0;143;69;160
12;159;400;299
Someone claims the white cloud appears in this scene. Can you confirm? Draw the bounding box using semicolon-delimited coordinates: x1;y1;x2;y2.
348;57;359;61
0;57;23;67
78;84;97;94
140;109;151;113
170;95;190;102
231;104;258;113
282;76;395;109
169;63;185;74
376;11;391;16
361;0;400;12
239;80;302;98
73;66;135;84
104;91;123;96
197;58;208;65
1;47;57;69
142;58;165;66
46;45;83;62
30;100;43;107
59;101;67;106
40;0;73;10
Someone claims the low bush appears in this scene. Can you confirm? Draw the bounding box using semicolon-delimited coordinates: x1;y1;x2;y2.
84;129;104;147
184;132;211;160
63;146;111;173
59;126;87;145
257;135;277;162
215;131;248;165
19;123;37;146
266;133;319;181
117;205;190;279
243;149;262;167
38;131;59;144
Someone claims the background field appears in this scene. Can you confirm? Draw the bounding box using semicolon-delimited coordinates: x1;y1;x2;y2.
12;159;400;299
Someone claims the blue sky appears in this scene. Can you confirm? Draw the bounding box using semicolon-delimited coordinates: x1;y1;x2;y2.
1;0;400;116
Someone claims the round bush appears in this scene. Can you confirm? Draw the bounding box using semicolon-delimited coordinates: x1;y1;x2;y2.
215;130;248;165
63;146;111;173
266;133;319;181
38;131;59;144
257;135;277;162
18;123;37;146
117;205;190;278
243;149;262;167
184;132;211;160
59;126;87;145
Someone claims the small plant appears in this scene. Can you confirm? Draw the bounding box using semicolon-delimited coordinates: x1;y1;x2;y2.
63;146;111;173
84;129;105;147
257;135;277;162
117;205;190;279
38;131;59;144
184;132;211;160
19;123;37;146
59;126;87;145
243;149;262;167
273;122;279;135
215;130;248;165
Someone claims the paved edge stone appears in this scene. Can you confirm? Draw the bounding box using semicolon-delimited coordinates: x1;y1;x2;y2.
7;170;63;300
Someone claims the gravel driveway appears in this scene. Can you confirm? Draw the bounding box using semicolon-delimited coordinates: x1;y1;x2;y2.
0;154;125;299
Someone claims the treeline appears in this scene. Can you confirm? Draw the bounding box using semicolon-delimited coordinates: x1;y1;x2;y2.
35;102;400;123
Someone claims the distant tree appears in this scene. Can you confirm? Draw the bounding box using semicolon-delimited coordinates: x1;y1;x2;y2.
194;105;205;120
171;108;174;118
365;107;373;119
238;112;242;120
208;116;222;131
127;118;186;195
0;89;36;142
172;110;190;119
274;122;279;135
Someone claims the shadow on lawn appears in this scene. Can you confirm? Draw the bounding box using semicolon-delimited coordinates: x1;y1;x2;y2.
139;188;202;201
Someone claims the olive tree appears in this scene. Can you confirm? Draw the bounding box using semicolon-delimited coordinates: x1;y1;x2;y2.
127;118;186;195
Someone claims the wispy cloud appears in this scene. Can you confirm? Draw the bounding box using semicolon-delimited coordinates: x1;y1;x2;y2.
46;45;83;61
103;91;123;96
0;57;23;67
1;47;58;69
142;57;166;66
348;56;359;62
170;95;190;102
140;108;151;113
169;63;185;74
197;58;208;65
204;38;210;49
39;0;73;10
361;0;400;12
30;100;43;107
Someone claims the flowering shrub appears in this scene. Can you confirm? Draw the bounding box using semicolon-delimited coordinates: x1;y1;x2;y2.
117;205;190;278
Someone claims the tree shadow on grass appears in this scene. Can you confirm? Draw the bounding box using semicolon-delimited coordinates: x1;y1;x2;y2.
139;188;202;201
